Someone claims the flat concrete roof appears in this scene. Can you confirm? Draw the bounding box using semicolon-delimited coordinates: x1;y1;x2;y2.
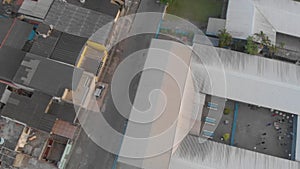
47;101;77;123
0;18;33;49
0;83;7;100
0;46;26;82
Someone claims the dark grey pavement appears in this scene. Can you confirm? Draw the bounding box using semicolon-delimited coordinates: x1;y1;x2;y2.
211;100;294;160
65;34;154;169
234;103;294;159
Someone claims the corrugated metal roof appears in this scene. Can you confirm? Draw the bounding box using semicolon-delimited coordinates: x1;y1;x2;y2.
252;8;276;43
253;0;300;38
118;39;300;168
225;0;255;39
170;135;300;169
18;0;54;20
118;39;195;169
226;0;300;41
30;28;87;65
51;120;77;139
44;0;113;38
50;33;87;65
192;43;300;114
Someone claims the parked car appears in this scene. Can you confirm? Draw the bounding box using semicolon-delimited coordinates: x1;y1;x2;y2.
94;85;105;98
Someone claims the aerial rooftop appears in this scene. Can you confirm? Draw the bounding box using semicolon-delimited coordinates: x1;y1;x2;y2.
226;0;300;42
13;53;83;96
0;46;26;82
0;18;33;49
44;0;114;38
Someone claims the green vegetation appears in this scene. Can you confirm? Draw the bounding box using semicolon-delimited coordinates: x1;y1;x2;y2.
167;0;223;23
218;29;232;48
215;29;285;57
245;36;259;55
254;31;271;47
223;108;232;115
222;133;230;141
253;31;284;57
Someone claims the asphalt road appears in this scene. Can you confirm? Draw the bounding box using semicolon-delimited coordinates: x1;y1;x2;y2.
65;1;165;168
65;35;156;169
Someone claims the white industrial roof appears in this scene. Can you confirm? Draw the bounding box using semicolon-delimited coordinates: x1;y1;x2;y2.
206;18;226;36
225;0;255;39
226;0;300;42
117;39;300;169
192;43;300;115
170;135;300;169
253;0;300;38
118;39;198;168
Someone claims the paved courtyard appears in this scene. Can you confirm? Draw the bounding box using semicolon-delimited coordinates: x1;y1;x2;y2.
234;102;294;159
211;100;295;160
212;100;234;145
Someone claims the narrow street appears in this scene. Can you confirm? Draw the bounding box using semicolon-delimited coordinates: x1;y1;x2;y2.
65;1;165;169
